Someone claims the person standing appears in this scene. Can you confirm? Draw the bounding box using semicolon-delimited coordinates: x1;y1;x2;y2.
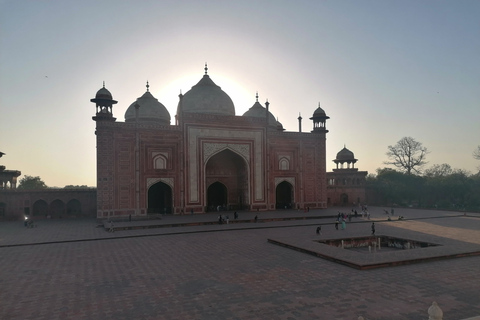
316;226;321;235
335;221;339;230
371;223;375;235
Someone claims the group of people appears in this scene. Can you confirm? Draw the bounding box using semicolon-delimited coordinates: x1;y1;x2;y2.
218;211;240;224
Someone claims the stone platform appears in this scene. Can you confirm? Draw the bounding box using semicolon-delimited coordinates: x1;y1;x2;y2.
1;207;479;319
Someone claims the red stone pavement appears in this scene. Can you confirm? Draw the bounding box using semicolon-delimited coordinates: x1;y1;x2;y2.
0;207;479;320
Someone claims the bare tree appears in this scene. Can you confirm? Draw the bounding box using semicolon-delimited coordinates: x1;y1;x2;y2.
473;145;480;160
384;137;429;175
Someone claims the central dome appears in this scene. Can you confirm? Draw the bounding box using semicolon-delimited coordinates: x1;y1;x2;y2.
180;74;235;116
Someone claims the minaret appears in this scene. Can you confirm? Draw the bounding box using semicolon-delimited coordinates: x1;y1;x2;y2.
309;102;329;133
91;82;117;122
91;82;117;219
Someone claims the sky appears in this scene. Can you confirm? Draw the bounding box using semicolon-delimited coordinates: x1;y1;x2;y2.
1;0;479;187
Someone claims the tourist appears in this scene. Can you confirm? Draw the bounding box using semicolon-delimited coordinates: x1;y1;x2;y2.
316;226;321;235
335;221;339;230
371;223;375;235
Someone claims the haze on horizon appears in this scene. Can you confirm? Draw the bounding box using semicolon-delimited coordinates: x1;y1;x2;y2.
1;0;479;187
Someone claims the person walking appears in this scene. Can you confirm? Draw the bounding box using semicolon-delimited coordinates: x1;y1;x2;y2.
316;226;321;235
335;220;339;230
371;222;375;235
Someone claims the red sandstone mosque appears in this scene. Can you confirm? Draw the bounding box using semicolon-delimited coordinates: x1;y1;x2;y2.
0;66;368;221
91;65;330;219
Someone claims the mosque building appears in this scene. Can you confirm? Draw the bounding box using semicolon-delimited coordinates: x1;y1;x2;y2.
91;65;330;219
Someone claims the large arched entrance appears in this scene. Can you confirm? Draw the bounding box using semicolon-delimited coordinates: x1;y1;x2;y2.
205;149;248;211
148;182;173;214
276;181;294;209
340;193;349;206
207;182;227;211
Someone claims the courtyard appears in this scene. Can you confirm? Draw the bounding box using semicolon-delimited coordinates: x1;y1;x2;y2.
0;207;479;319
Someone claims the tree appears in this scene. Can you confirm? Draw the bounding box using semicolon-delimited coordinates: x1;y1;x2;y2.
384;137;429;175
474;145;480;160
64;185;89;189
424;163;453;178
17;175;48;190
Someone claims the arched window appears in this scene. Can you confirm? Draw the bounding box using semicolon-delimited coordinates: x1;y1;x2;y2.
279;158;289;170
154;155;167;169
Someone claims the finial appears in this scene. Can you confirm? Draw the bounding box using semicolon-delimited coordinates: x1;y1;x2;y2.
256;92;259;102
204;63;208;75
146;81;150;92
265;99;269;107
318;102;321;107
103;81;105;88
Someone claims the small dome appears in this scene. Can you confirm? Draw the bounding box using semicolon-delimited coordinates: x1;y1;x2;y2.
180;74;235;116
95;87;113;100
336;147;355;161
312;105;327;117
125;89;170;124
242;99;277;126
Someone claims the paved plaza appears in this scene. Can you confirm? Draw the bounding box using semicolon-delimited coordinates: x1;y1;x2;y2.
0;207;479;320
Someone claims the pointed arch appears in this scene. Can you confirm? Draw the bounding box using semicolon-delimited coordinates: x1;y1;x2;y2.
32;199;48;217
205;148;249;211
148;181;173;214
276;180;294;209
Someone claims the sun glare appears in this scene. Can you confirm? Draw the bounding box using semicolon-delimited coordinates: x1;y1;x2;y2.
155;73;255;120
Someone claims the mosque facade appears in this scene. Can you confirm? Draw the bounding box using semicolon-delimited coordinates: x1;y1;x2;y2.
91;66;330;219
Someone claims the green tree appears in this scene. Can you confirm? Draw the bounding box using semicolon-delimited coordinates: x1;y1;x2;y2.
384;137;429;175
424;163;453;178
17;175;48;190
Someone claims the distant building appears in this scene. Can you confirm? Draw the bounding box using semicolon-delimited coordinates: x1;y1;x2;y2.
0;152;21;189
326;146;368;206
0;152;96;220
92;66;330;219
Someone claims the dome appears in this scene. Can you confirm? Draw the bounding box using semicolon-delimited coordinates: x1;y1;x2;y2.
312;105;327;118
180;74;235;116
242;99;277;127
125;88;170;124
95;87;113;100
336;147;355;161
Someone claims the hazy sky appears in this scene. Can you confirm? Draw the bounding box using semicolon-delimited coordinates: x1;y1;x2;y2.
1;0;479;187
